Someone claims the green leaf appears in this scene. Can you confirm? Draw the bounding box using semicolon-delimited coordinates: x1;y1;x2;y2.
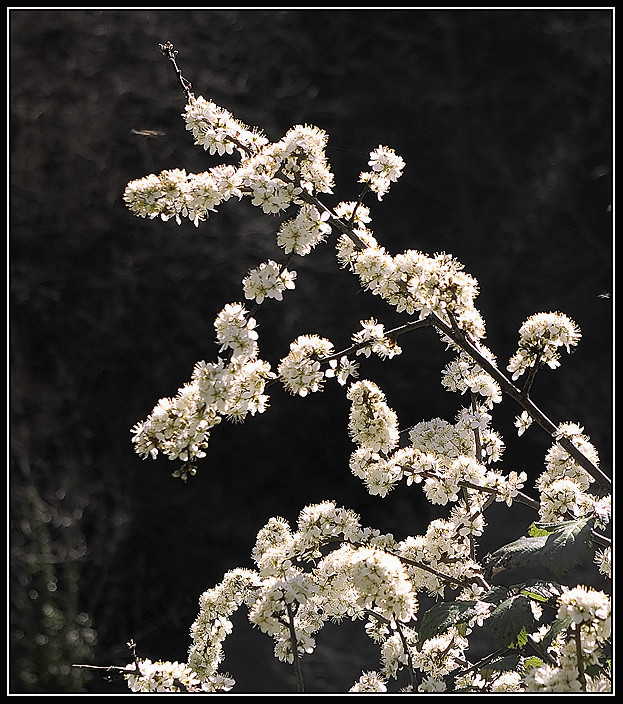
523;656;544;670
485;535;547;577
528;523;552;538
485;518;594;578
488;595;535;649
480;585;511;604
418;600;481;642
537;518;593;578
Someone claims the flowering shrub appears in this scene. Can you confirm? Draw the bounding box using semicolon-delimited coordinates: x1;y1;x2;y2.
95;43;612;692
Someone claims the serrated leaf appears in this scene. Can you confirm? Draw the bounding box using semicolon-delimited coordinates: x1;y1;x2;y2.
537;518;593;578
488;595;535;648
486;535;547;575
486;519;594;578
418;600;481;642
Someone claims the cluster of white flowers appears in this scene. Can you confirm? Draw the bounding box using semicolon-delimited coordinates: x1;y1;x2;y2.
352;318;402;359
275;124;334;191
123;167;240;226
182;502;413;684
277;335;359;396
192;356;273;422
188;568;262;683
349;546;418;622
248;573;320;663
186;500;509;692
126;97;335;231
413;629;469;679
336;231;485;338
397;519;482;599
536;422;605;524
277;334;334;396
214;302;259;359
276;203;332;255
524;587;611;692
349;670;388;692
345;372;526;506
441;349;502;408
131;303;273;472
558;586;611;630
508;312;581;381
184;95;268;157
408;413;505;473
123;657;233;693
124;658;200;692
235;123;334;215
347;380;400;453
454;670;524;692
242;260;296;304
359;145;406;200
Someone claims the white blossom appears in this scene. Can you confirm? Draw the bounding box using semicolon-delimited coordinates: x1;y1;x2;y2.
508;311;581;380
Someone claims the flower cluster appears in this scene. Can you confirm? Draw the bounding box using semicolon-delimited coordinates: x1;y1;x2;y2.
214;302;259;359
126;97;334;230
124;658;201;693
186;501;501;691
349;671;388;692
235;123;334;215
508;312;581;381
441;349;502;408
536;422;605;524
524;587;611;692
188;568;262;684
352;318;402;359
184;95;268;157
347;380;399;453
131;303;273;472
277;334;334;396
243;260;296;304
345;371;527;506
276;203;332;256
359;145;406;200
123;657;234;693
337;231;485;338
123;167;240;226
181;502;401;684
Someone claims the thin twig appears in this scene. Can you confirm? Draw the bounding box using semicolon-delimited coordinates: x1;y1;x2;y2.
159;41;193;102
574;624;587;692
395;620;418;691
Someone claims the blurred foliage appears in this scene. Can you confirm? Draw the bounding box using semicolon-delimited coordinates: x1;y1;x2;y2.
10;9;611;693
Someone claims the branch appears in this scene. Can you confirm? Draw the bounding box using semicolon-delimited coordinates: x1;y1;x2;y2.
429;312;611;490
284;601;305;693
159;41;193;102
318;316;433;364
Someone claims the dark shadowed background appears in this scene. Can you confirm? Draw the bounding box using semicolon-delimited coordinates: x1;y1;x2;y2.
10;8;612;694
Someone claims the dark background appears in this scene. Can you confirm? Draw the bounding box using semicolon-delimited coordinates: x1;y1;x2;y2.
10;9;612;694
